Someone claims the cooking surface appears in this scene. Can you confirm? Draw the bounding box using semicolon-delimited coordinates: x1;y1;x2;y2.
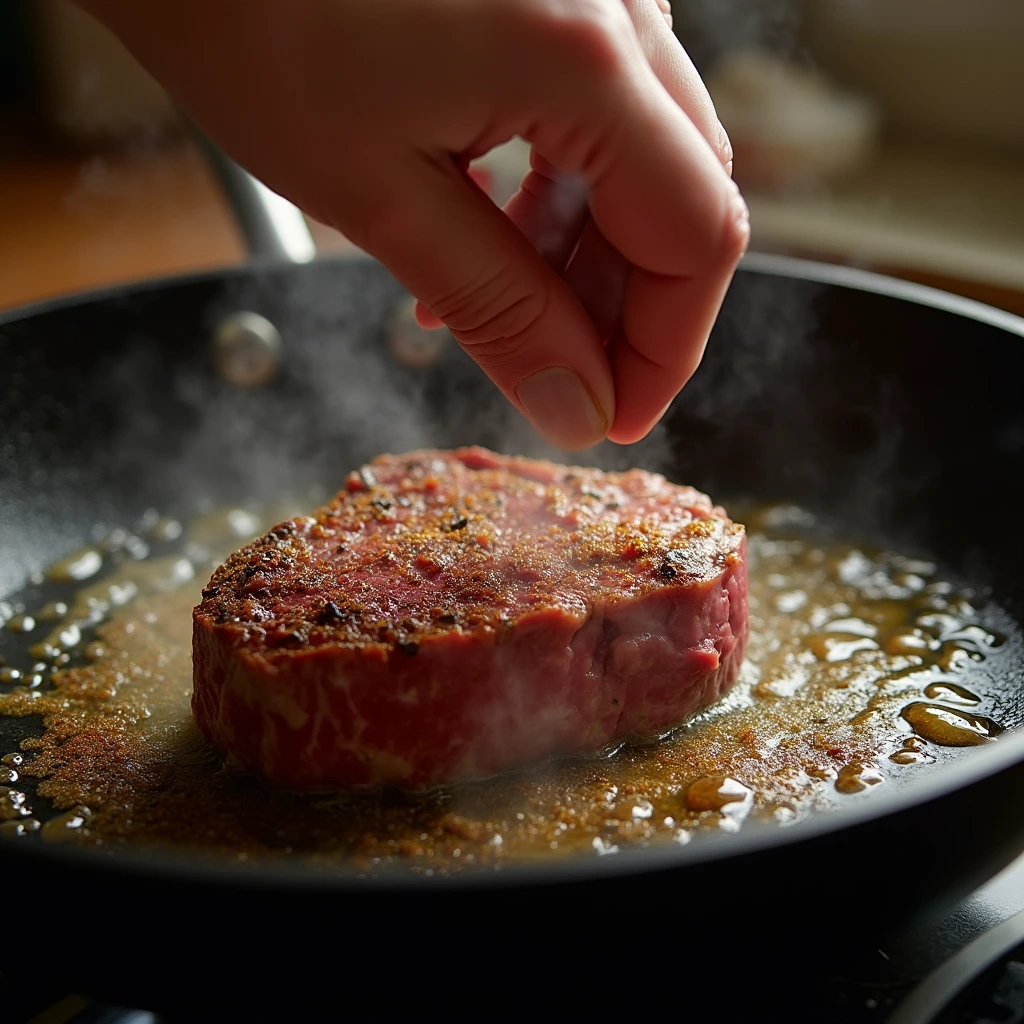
2;250;1023;1017
5;850;1024;1021
0;493;1017;869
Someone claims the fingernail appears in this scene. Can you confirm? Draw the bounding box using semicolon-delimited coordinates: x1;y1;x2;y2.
732;187;750;230
655;0;673;28
414;300;444;330
727;179;749;225
719;125;734;171
720;180;750;257
516;367;609;450
724;158;734;179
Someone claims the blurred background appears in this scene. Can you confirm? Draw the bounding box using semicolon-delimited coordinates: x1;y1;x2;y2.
1;0;1022;314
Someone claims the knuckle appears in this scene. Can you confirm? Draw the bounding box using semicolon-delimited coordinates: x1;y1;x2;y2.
719;188;751;263
554;2;632;78
506;0;630;78
441;274;549;368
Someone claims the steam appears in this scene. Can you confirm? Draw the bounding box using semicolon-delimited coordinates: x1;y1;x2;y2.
677;0;805;68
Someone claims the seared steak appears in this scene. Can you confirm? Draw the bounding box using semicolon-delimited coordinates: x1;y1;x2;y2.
192;448;748;789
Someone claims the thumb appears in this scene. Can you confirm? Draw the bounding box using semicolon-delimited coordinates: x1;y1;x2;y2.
346;154;614;451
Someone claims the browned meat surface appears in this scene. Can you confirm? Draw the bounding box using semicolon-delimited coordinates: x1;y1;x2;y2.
192;447;748;789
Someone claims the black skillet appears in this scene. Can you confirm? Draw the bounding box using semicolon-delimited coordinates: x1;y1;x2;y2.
1;156;1023;1013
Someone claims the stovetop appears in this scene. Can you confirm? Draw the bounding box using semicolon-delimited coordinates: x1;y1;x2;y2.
7;854;1024;1023
818;849;1024;1023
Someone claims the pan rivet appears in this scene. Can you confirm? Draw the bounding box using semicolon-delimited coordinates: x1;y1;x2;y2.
212;312;284;388
388;296;450;369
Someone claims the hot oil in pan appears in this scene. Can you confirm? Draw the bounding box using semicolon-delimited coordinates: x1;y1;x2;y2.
0;502;1017;869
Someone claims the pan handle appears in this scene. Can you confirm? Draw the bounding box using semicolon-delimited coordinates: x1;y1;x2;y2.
198;136;317;265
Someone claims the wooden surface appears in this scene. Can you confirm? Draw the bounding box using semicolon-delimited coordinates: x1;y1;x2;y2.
2;124;1022;320
747;143;1024;316
0;129;245;310
0;127;355;312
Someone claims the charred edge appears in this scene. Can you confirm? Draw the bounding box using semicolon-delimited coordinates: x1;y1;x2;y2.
271;631;304;648
659;548;695;580
318;601;347;625
448;515;469;531
201;585;220;598
397;641;420;657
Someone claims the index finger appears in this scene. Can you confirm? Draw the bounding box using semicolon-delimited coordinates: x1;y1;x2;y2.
622;0;733;173
572;39;748;442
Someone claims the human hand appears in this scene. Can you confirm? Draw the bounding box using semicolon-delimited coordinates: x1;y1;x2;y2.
80;0;746;449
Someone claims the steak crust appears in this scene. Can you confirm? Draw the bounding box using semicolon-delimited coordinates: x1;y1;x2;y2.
192;447;748;789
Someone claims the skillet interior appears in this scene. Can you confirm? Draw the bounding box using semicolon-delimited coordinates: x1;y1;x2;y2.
1;254;1023;1002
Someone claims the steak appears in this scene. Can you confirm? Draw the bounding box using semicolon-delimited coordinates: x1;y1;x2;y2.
192;448;748;790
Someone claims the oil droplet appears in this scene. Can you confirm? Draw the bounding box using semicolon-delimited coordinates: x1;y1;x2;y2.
774;591;807;613
922;682;981;706
49;548;103;582
27;641;59;662
1;753;24;767
883;664;937;685
151;517;183;542
98;527;128;554
0;786;30;818
836;550;872;583
123;535;150;561
40;805;92;843
35;601;68;622
0;818;39;837
882;630;937;656
835;761;884;794
135;556;195;593
890;750;927;765
608;798;654;821
937;644;979;671
0;667;21;684
685;776;752;812
900;702;1003;747
889;735;933;765
825;617;877;638
891;572;927;592
3;615;35;633
805;634;879;663
892;749;925;765
916;612;962;638
946;625;1005;650
188;508;261;551
38;623;82;656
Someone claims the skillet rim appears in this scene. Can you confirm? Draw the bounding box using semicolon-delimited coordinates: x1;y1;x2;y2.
0;251;1022;890
2;250;1023;339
